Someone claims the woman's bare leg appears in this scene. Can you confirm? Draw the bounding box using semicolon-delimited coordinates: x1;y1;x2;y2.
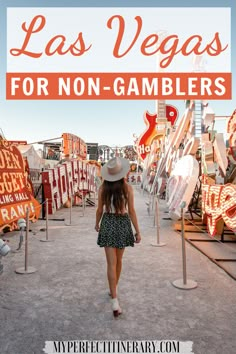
105;247;117;299
116;248;125;287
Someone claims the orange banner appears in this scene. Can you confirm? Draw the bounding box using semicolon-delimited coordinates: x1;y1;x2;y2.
6;72;231;100
0;141;41;231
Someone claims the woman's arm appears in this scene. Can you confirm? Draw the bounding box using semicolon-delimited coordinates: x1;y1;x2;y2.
95;186;103;232
127;184;141;243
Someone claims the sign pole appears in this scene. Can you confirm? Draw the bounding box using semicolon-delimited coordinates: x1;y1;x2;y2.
151;195;166;247
40;199;54;241
15;208;37;274
172;202;197;289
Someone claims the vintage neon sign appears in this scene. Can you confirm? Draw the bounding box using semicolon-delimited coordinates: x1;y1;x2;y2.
149;101;236;237
42;159;98;214
166;155;199;218
202;183;236;236
62;133;87;159
0;141;41;230
137;111;159;161
227;109;236;163
137;102;178;161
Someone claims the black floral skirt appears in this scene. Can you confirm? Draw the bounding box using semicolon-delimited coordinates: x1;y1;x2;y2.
97;213;135;249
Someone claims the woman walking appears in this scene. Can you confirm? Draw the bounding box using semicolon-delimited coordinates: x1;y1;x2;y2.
95;157;141;317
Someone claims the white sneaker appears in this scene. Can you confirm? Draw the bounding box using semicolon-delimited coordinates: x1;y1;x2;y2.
111;298;122;317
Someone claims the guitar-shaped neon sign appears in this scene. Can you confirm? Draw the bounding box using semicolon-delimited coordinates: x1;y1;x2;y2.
137;101;178;161
137;30;179;162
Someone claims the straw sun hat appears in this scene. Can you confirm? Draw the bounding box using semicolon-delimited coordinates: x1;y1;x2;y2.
101;157;130;182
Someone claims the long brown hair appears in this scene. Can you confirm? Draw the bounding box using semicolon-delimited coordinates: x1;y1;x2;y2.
101;178;128;213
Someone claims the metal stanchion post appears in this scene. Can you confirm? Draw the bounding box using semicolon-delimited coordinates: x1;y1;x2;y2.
0;256;3;274
142;183;146;196
15;208;37;274
146;194;151;217
69;198;72;224
82;193;85;216
65;196;77;225
46;198;49;238
172;201;197;290
147;199;151;216
41;199;54;242
153;196;156;227
151;193;155;212
151;195;166;247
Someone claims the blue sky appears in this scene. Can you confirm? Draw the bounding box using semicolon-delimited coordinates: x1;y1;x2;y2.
0;0;235;147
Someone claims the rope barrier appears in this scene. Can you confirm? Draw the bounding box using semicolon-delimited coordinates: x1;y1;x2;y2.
37;198;65;221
